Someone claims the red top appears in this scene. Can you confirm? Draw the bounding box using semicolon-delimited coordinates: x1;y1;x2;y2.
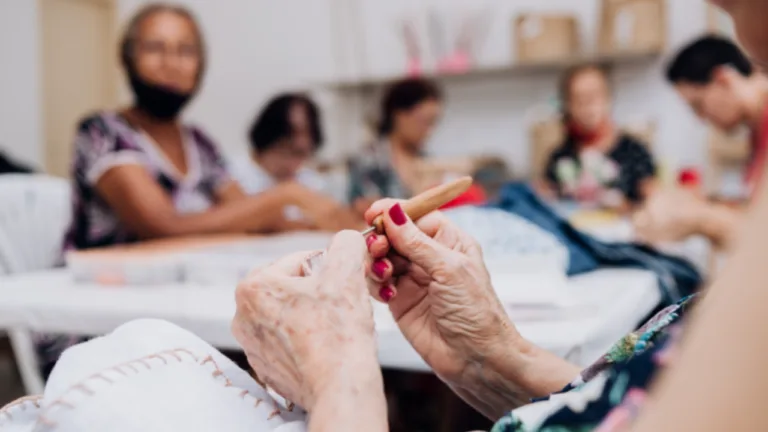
746;106;768;195
678;167;702;187
567;118;613;148
439;184;487;210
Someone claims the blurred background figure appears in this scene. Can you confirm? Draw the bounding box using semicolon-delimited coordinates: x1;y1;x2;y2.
65;4;350;252
667;35;768;194
233;93;364;225
347;78;443;211
233;93;327;195
634;36;765;247
540;64;657;211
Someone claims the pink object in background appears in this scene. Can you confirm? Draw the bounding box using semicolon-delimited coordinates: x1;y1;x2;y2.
406;57;422;77
678;167;701;187
436;50;471;75
678;166;703;197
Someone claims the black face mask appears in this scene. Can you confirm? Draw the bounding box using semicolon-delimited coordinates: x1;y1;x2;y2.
128;70;193;121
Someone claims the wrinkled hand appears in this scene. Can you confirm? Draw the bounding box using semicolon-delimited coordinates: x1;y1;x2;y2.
363;200;519;386
633;188;707;243
231;231;378;410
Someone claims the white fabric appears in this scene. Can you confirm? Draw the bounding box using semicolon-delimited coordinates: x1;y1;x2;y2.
0;268;660;371
511;374;609;430
84;151;146;186
0;175;71;275
443;206;570;272
0;319;307;431
441;207;573;306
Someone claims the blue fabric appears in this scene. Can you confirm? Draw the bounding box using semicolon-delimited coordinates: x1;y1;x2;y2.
488;183;702;303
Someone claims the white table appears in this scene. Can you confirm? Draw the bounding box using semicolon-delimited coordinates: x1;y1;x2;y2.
0;268;659;372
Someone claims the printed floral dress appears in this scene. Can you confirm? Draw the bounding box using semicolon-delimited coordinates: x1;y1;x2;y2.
492;295;694;431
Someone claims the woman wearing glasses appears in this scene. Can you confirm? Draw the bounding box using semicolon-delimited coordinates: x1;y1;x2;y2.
65;4;348;253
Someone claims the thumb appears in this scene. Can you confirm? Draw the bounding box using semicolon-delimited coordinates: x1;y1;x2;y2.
381;203;451;275
318;230;367;282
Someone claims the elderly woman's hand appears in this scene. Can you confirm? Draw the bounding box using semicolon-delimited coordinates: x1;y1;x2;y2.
363;200;520;385
231;231;383;416
364;201;580;419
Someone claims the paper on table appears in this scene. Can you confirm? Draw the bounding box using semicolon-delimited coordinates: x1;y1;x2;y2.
181;232;333;286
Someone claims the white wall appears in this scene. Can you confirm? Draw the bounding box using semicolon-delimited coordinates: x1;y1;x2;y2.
0;0;716;175
0;0;42;167
347;0;712;175
118;0;713;176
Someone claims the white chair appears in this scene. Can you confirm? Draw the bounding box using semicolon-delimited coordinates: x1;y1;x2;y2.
0;174;72;395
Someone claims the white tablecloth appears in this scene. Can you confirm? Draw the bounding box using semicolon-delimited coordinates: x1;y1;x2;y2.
0;268;659;371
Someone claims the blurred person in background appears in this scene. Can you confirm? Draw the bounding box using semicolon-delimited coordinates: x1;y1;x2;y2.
65;3;350;252
539;64;657;211
347;78;444;212
233;93;326;195
634;35;766;248
233;93;362;226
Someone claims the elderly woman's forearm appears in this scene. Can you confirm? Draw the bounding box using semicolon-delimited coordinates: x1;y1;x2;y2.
452;338;581;420
308;356;387;432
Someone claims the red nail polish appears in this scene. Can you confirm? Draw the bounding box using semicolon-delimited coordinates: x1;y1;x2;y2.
372;259;388;278
389;203;407;226
379;285;395;302
366;234;377;249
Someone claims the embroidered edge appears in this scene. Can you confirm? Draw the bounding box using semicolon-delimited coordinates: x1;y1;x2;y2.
29;348;294;429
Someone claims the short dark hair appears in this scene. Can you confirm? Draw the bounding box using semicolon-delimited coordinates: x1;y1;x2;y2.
666;35;753;85
120;4;207;82
248;93;323;153
379;78;442;136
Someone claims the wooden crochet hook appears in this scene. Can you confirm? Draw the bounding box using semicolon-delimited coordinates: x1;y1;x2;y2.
361;176;473;236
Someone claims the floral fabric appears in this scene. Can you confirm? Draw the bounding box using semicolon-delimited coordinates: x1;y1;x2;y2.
545;134;656;204
492;295;695;432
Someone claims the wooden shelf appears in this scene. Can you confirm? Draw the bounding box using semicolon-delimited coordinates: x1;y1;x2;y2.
314;49;662;91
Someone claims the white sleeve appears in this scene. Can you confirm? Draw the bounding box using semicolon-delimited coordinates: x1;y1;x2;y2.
74;122;145;185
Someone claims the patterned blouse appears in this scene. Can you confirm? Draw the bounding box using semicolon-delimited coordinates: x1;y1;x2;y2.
347;140;411;203
38;112;234;374
64;112;232;250
545;134;656;204
492;295;695;431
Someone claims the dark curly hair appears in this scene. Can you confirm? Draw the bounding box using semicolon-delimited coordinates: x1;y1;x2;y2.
378;78;442;137
248;93;323;153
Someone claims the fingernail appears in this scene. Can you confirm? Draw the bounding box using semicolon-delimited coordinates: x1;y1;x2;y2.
372;259;388;278
379;285;396;302
389;203;407;226
365;233;377;249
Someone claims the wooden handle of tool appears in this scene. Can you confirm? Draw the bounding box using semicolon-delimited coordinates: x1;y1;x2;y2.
370;176;473;234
